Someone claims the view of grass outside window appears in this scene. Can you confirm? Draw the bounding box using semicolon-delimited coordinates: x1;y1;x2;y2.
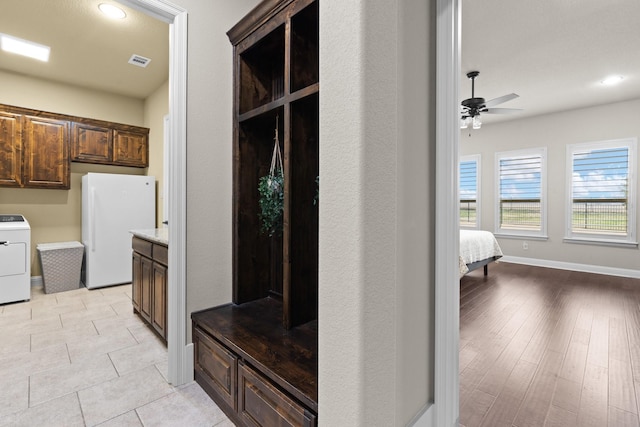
459;155;479;228
567;140;636;242
496;148;546;236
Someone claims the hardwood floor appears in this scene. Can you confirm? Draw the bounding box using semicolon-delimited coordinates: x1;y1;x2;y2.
459;262;640;427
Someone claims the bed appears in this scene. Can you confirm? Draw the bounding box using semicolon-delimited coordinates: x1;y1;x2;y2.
459;230;503;278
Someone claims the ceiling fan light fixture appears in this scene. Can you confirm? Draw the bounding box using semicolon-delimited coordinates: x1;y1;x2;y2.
99;3;126;20
472;116;482;130
601;75;624;86
460;71;521;129
460;117;470;129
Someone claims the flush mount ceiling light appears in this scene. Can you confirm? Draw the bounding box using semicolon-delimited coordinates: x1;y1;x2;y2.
98;3;126;19
0;33;50;62
601;75;624;86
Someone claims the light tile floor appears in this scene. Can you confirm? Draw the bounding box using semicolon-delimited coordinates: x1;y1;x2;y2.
0;284;233;427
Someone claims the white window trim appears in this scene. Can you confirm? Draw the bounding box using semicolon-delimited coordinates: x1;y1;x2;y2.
459;154;481;229
494;147;547;239
564;138;637;246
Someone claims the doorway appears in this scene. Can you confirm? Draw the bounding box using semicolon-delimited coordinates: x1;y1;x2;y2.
117;0;188;386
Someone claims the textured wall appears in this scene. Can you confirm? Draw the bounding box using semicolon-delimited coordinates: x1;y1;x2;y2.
319;0;435;424
178;0;261;338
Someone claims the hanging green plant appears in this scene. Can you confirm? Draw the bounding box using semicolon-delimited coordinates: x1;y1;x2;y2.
258;170;284;236
258;116;284;237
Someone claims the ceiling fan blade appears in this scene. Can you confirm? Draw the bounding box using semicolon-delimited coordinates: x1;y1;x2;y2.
484;93;519;108
483;108;523;114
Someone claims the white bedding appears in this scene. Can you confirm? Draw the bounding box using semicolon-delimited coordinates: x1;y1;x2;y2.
459;230;503;277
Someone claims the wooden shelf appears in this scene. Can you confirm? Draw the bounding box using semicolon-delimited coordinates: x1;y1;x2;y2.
231;0;319;330
237;82;318;123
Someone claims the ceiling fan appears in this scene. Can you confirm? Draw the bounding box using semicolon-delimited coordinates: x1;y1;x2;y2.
460;71;522;129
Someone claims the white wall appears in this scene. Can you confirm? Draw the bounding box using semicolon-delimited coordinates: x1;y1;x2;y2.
0;69;145;124
320;0;434;425
145;80;169;226
460;98;640;273
177;0;260;333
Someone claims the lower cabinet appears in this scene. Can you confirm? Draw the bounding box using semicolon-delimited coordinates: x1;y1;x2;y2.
192;305;317;427
194;328;237;411
132;236;167;342
238;362;317;427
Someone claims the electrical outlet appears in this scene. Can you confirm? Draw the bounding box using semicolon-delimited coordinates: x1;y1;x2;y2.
523;241;528;250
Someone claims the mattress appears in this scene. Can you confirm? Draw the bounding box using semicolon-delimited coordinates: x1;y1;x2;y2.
459;230;503;277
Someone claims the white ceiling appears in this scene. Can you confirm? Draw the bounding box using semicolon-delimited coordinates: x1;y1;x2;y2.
0;0;168;100
462;0;640;125
1;0;638;118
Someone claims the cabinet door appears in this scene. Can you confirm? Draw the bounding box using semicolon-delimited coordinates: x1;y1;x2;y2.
113;129;148;167
71;122;112;164
132;252;142;312
239;362;316;427
23;116;70;189
194;328;238;411
0;111;22;187
151;262;167;339
140;255;153;323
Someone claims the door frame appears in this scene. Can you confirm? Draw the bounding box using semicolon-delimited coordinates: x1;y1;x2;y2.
116;0;189;386
418;0;461;425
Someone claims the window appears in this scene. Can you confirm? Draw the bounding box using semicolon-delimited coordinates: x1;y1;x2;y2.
495;148;547;238
565;138;637;246
459;155;480;228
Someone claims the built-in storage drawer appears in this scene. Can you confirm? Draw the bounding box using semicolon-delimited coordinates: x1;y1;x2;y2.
153;244;168;266
194;327;237;411
239;362;316;427
132;236;152;258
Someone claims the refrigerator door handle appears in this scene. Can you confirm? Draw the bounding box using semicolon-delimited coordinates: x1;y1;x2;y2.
90;187;96;252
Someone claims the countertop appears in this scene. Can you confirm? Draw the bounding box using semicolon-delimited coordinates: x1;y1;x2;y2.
130;228;168;246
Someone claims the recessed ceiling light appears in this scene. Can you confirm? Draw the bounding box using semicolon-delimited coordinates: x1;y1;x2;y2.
0;33;50;62
99;3;126;19
601;75;624;86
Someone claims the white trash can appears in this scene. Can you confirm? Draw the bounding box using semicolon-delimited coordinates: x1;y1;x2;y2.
37;241;84;294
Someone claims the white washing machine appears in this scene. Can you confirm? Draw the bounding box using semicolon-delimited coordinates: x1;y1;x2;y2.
0;215;31;304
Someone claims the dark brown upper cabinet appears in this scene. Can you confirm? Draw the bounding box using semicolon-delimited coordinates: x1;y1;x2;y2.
0;103;150;190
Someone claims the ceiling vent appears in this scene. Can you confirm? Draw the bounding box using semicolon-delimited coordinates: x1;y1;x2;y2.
128;54;151;68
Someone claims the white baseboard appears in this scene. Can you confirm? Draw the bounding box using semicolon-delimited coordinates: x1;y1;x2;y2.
31;276;43;287
409;403;434;427
183;343;194;383
501;256;640;279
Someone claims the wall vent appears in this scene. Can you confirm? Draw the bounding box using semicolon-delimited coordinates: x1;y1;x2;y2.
128;54;151;68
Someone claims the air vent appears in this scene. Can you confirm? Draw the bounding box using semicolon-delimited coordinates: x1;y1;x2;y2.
128;54;151;68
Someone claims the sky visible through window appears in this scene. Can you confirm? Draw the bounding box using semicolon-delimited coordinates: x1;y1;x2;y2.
572;147;628;200
460;149;628;200
499;155;541;200
459;160;477;200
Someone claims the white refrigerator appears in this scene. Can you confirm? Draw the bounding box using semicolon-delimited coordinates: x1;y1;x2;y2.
82;173;155;289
